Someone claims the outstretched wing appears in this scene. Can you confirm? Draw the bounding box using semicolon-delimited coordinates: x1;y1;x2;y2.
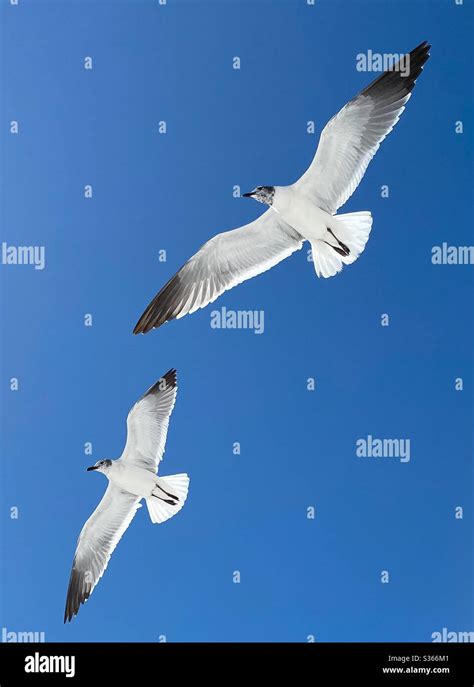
133;211;303;333
294;41;430;214
121;369;178;474
64;483;141;622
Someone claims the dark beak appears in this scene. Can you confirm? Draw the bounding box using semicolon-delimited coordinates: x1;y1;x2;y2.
242;191;254;198
86;466;98;471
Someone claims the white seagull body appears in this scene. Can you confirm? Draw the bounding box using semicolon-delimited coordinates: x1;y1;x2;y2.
134;42;430;335
64;369;189;622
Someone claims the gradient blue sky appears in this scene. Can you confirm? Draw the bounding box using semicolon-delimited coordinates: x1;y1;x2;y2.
1;0;472;642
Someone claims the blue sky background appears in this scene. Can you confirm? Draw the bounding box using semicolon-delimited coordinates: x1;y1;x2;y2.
0;0;472;642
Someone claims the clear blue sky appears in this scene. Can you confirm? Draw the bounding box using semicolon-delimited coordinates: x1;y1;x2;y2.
1;0;472;642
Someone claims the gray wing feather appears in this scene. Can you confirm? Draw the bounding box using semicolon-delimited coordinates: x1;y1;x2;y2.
295;42;430;214
133;211;303;333
121;369;177;473
64;484;141;622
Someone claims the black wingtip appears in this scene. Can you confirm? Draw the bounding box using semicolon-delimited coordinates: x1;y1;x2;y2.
133;264;189;335
133;292;170;335
161;368;177;389
409;40;431;63
132;320;144;335
63;603;73;623
144;368;178;398
359;40;430;100
133;307;151;335
133;294;174;335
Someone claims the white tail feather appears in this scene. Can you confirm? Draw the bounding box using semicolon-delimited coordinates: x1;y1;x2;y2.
311;211;373;278
146;473;190;524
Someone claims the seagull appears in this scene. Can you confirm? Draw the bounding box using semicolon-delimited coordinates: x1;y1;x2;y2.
133;42;430;334
64;369;189;622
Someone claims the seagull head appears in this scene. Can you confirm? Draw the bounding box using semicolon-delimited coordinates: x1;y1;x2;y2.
87;459;112;474
242;186;275;206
